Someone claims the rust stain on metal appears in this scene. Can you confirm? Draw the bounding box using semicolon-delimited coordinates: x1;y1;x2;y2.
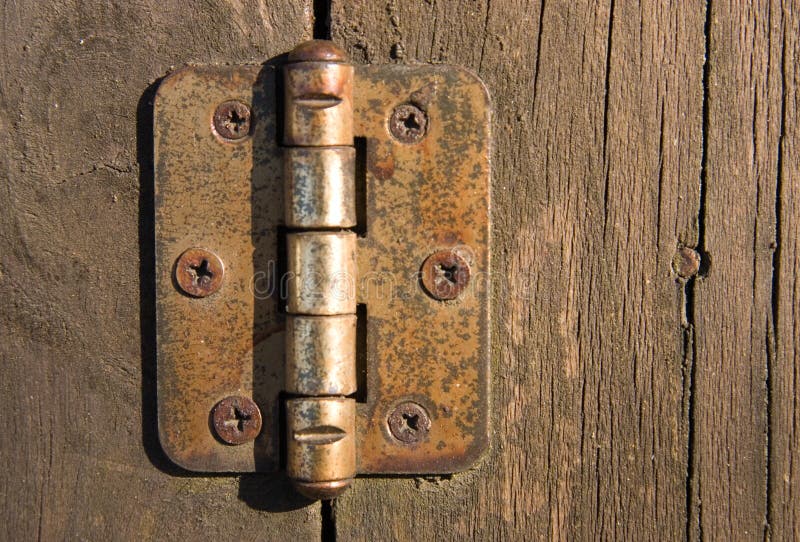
155;64;284;472
354;64;490;474
212;100;251;141
367;150;394;181
211;396;263;445
174;247;224;297
420;250;471;301
155;60;490;475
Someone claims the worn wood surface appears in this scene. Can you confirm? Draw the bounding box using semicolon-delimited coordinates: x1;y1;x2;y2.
770;3;800;540
0;2;321;540
332;0;799;540
689;0;787;538
333;0;704;539
1;0;798;540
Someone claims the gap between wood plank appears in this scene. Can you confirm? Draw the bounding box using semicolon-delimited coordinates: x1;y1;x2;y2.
322;499;336;542
685;1;713;539
314;0;332;39
765;7;789;537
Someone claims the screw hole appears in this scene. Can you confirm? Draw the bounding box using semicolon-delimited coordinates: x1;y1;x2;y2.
224;110;247;135
225;407;251;432
403;113;421;131
189;259;214;285
403;413;420;431
436;263;459;284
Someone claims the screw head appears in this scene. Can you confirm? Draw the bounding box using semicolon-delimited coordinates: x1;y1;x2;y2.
420;250;471;300
389;103;428;144
388;401;431;444
673;247;701;279
211;396;263;445
174;248;224;298
212;100;252;141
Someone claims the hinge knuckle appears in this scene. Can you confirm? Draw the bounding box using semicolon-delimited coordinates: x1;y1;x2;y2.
284;147;356;228
286;232;357;315
283;62;353;146
286;397;356;496
285;314;357;396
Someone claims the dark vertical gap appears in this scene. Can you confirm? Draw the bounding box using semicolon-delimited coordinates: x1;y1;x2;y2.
355;304;368;403
686;1;713;539
766;322;776;540
353;136;368;237
684;275;699;542
277;392;289;470
601;0;615;240
321;499;336;542
275;226;289;315
696;4;711;258
531;0;547;109
313;0;331;39
766;17;788;539
656;99;665;251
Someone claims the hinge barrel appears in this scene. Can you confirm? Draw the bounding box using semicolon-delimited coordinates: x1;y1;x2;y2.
286;232;357;315
283;40;357;500
285;315;357;396
284;147;356;228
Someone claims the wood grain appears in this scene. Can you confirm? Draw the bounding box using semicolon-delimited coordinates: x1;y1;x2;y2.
332;1;705;539
770;2;800;540
0;1;320;540
690;0;787;538
1;0;797;539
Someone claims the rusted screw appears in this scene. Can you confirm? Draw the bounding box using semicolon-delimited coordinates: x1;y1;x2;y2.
420;250;471;300
388;402;431;444
213;100;252;141
389;103;428;144
174;248;224;297
211;396;263;445
673;247;701;279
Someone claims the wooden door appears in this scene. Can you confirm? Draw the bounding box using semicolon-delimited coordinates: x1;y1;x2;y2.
2;1;797;540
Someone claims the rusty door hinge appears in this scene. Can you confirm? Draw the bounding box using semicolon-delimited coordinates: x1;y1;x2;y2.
154;40;491;500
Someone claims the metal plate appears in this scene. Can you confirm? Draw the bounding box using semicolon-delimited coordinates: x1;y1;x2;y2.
154;63;490;473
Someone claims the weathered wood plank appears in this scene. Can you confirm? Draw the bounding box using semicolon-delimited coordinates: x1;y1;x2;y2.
332;1;705;539
690;0;785;538
2;1;795;539
0;1;320;540
770;2;799;539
